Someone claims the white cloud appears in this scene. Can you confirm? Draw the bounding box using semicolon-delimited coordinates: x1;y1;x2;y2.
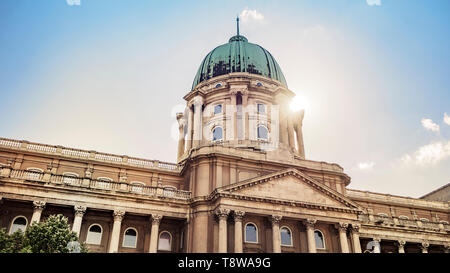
358;162;375;170
444;113;450;126
366;0;381;6
239;8;264;23
421;118;440;133
400;140;450;166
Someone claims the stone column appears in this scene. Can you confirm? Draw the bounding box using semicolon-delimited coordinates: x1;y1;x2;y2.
149;214;163;253
397;240;406;253
216;208;230;253
421;241;429;253
293;110;305;158
372;237;381;253
350;224;362;253
108;210;125;253
279;105;289;145
176;112;185;161
233;211;245;253
192;96;203;148
186;105;194;151
230;91;237;142
304;219;317;253
271;215;282;253
31;201;46;224
444;244;450;253
72;206;86;237
287;114;295;150
242;91;249;141
336;223;350;253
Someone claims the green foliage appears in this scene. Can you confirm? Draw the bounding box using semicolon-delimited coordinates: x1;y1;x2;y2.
0;214;88;253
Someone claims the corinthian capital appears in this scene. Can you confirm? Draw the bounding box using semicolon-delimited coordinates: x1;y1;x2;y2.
32;200;46;211
304;219;317;229
335;222;349;232
215;207;230;220
421;241;429;250
74;206;87;217
113;210;125;222
270;215;283;225
151;214;163;225
233;211;245;222
351;224;361;233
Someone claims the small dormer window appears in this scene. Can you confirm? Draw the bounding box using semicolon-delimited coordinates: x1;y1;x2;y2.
256;82;263;87
215;83;222;88
214;104;222;115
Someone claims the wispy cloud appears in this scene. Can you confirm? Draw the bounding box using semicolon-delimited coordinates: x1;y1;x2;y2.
400;140;450;166
366;0;381;6
421;118;440;133
239;8;264;23
358;162;375;170
444;113;450;126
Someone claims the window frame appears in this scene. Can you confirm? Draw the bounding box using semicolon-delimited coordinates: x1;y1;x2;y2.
122;227;138;248
9;215;28;234
86;223;103;245
212;126;223;142
158;231;172;251
314;229;326;250
244;222;259;244
280;226;293;247
256;125;269;141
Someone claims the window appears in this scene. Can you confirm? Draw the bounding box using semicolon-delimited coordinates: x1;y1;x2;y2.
123;228;137;248
62;172;79;185
257;125;268;140
256;82;263;87
214;104;222;115
257;103;266;114
86;224;102;245
26;168;43;180
158;231;172;251
280;227;293;246
130;182;145;193
314;230;325;249
215;83;222;88
212;127;223;141
245;223;258;243
9;216;27;234
96;177;112;189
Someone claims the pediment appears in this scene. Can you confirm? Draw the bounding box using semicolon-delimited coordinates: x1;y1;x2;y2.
218;168;360;210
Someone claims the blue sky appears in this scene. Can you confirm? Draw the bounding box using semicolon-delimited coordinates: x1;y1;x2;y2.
0;0;449;197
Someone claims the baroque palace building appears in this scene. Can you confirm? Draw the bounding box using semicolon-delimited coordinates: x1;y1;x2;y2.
0;22;449;253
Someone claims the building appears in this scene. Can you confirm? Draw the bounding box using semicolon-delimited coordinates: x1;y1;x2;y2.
0;21;449;253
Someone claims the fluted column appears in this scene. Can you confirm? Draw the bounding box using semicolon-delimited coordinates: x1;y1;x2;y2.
271;215;282;253
149;214;163;253
233;211;245;253
31;201;46;224
176;113;185;161
397;240;406;253
72;206;86;237
108;210;125;253
216;207;230;253
350;224;362;253
304;219;317;253
421;241;429;253
336;223;350;253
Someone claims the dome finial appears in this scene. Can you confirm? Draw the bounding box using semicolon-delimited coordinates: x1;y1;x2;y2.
236;15;240;36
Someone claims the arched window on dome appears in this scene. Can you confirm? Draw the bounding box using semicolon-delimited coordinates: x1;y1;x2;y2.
244;223;258;243
212;126;223;141
122;228;138;248
158;231;172;251
314;230;325;249
86;224;103;245
257;125;269;140
280;226;293;246
9;216;27;234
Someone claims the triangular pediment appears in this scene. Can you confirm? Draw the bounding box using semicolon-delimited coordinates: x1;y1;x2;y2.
218;168;360;210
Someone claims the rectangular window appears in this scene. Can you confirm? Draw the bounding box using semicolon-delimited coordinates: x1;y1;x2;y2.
257;103;266;114
214;104;222;115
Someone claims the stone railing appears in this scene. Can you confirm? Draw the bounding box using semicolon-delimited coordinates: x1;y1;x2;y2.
0;137;181;172
2;167;191;201
358;213;449;232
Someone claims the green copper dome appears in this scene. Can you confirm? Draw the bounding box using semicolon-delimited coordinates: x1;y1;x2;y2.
192;34;288;90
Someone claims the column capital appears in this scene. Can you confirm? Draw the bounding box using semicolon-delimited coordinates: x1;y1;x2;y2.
270;215;283;225
396;240;406;247
151;214;163;225
304;218;317;229
444;244;450;252
351;223;361;233
335;222;349;231
32;200;46;211
372;237;381;243
421;241;429;250
113;210;125;222
74;206;87;217
215;207;230;221
233;210;245;222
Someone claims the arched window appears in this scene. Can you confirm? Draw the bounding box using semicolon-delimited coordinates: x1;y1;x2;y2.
244;223;258;243
26;167;43;180
256;82;263;87
122;228;137;248
9;216;27;234
158;231;172;251
280;226;293;246
257;125;268;140
86;224;103;245
62;172;79;185
96;177;112;189
215;83;222;88
212;127;223;141
314;230;325;249
130;182;145;193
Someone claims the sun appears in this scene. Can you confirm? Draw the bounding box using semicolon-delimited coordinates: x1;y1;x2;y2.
290;95;308;112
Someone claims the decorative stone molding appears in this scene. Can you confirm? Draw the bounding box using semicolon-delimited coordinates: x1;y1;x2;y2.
113;210;125;222
421;241;429;250
233;210;245;222
304;219;317;229
74;206;87;217
151;214;163;225
351;224;361;233
215;207;230;221
336;222;348;231
270;215;283;225
397;240;406;247
32;200;46;211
